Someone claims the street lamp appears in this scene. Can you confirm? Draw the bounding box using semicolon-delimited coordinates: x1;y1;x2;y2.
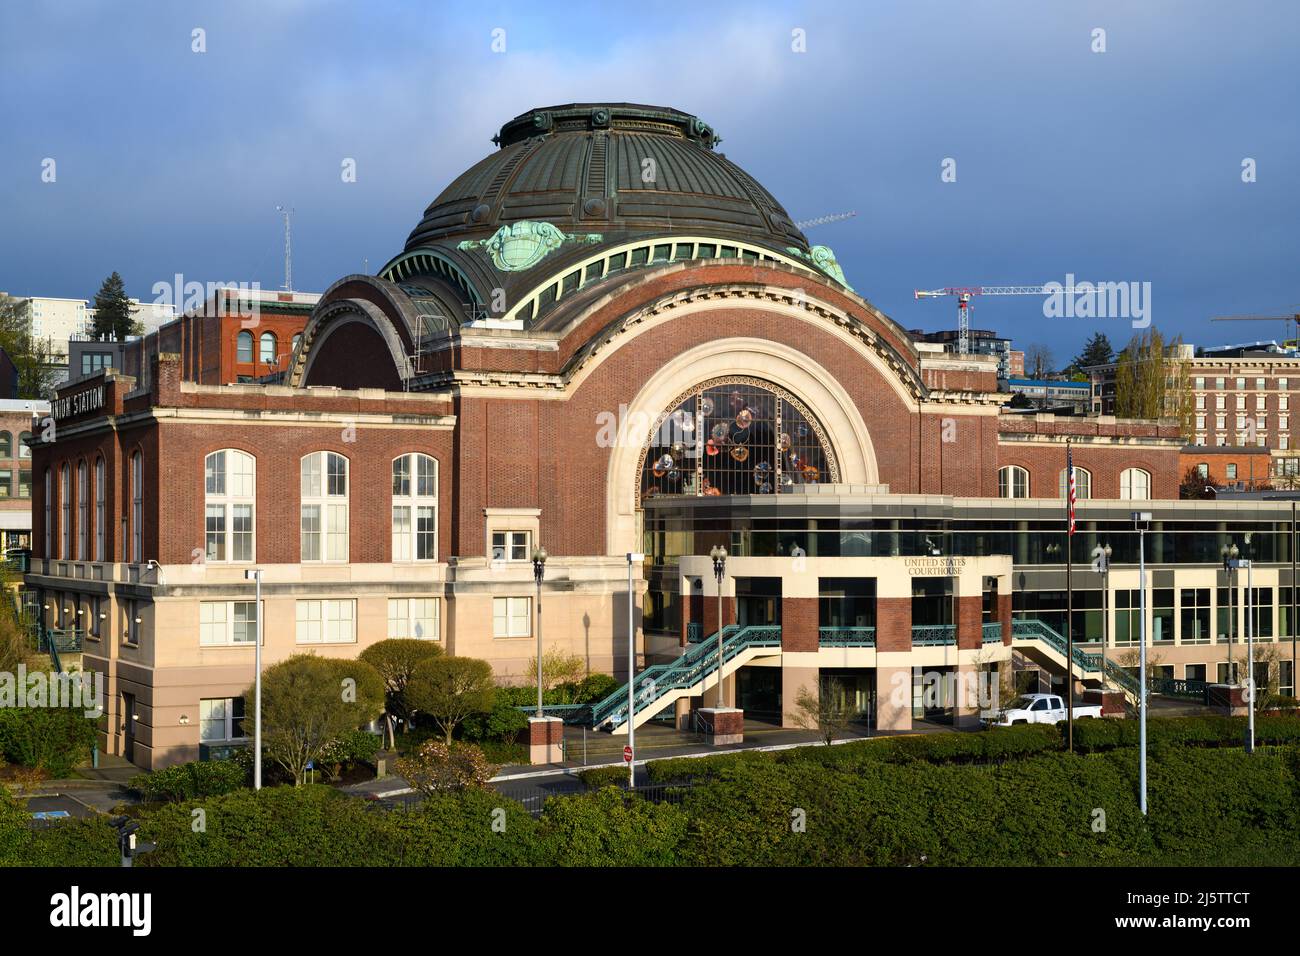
626;550;645;788
1096;543;1112;689
709;545;728;708
1133;512;1151;815
531;546;547;718
243;568;263;790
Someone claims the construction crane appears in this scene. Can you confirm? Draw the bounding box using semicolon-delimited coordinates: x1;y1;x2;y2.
1211;309;1300;348
795;210;857;230
914;285;1070;355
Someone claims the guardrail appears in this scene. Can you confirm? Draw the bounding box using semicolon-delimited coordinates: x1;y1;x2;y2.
819;626;876;647
982;622;1003;643
1148;676;1210;701
911;624;956;646
686;621;702;643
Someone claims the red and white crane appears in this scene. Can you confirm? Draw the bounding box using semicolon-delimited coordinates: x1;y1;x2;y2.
914;285;1065;354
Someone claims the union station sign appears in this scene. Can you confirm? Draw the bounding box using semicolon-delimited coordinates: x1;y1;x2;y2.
52;384;105;421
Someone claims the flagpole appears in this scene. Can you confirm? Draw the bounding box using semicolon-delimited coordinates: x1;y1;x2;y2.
1066;440;1074;754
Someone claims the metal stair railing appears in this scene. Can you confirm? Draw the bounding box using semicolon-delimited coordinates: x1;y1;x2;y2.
590;624;781;731
1012;618;1140;699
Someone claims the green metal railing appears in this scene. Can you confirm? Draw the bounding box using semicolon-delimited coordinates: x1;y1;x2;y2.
818;626;876;647
589;624;781;731
1148;676;1210;701
686;621;703;643
982;622;1003;643
1012;618;1139;698
911;624;956;645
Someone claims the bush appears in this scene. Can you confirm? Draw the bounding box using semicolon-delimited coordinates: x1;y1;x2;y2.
318;730;383;779
0;790;118;866
579;765;631;790
130;759;248;803
0;706;99;777
459;695;529;743
395;740;492;794
540;787;687;866
573;674;620;704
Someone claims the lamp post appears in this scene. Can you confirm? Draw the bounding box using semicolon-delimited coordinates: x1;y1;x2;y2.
532;547;547;718
627;551;644;788
1096;543;1112;689
1224;540;1255;754
1133;512;1151;815
709;545;728;708
243;568;262;790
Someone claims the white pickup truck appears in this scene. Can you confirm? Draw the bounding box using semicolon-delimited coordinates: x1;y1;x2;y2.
987;693;1103;726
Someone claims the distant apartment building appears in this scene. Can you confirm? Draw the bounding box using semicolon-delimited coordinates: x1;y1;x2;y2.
16;296;88;345
908;328;1016;380
1005;377;1091;414
0;398;48;550
1090;341;1300;480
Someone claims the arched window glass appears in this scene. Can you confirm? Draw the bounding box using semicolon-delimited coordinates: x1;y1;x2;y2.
301;452;349;561
998;466;1029;499
205;450;256;562
131;452;143;562
639;377;837;503
77;461;88;560
1120;467;1151;500
292;333;302;354
94;458;105;561
392;454;438;562
236;331;254;363
259;331;277;364
0;432;11;457
1059;467;1091;499
60;464;71;558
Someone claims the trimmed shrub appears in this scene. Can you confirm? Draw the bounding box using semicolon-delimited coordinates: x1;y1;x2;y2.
396;740;492;794
579;765;631;790
129;759;248;803
0;706;99;778
540;787;687;866
460;695;529;743
318;729;383;778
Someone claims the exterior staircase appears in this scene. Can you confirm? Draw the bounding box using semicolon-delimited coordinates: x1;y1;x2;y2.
1011;618;1140;704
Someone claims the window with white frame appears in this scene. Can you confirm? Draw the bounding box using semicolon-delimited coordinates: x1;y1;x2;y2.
493;596;531;638
300;452;349;561
205;450;255;562
76;461;88;560
1195;395;1205;410
1256;395;1267;410
60;464;70;558
491;530;532;562
199;600;259;646
1058;466;1091;499
1120;467;1151;500
997;465;1029;499
391;453;437;562
1283;395;1291;411
200;697;246;742
94;458;105;561
131;452;142;562
388;598;439;640
296;599;355;644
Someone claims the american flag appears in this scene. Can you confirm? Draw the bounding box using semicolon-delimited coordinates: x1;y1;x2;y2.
1066;445;1076;536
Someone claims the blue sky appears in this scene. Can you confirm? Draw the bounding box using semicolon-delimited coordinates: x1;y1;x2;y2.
1;0;1297;365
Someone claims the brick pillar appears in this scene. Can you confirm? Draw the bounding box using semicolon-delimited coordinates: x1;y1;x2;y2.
876;597;912;651
956;595;983;650
702;594;735;637
527;716;563;765
781;597;818;652
998;592;1012;646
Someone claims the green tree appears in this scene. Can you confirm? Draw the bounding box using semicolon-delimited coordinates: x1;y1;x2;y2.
406;656;496;744
0;295;64;398
358;638;443;747
525;649;586;693
395;740;492;795
1073;332;1115;371
90;272;135;341
1114;329;1193;437
248;654;384;786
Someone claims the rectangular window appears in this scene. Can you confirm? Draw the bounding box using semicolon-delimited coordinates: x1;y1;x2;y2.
1196;396;1206;410
1180;588;1211;644
391;506;411;561
387;598;439;640
1217;661;1240;684
416;507;436;560
61;466;70;558
1236;377;1246;391
0;470;11;497
300;505;321;561
296;600;356;644
1215;377;1225;390
93;460;103;560
1256;377;1266;390
1256;395;1267;410
492;596;531;638
132;454;142;563
200;697;246;742
199;601;259;646
491;530;531;562
231;505;253;561
1194;377;1205;390
19;470;30;499
1281;660;1295;698
1216;395;1225;410
1282;396;1290;411
205;505;227;561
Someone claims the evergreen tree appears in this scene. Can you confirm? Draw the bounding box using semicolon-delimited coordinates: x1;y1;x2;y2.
91;272;134;341
1073;332;1115;370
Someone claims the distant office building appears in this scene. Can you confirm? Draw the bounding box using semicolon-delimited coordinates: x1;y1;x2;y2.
1004;377;1091;413
908;328;1016;380
12;296;87;346
0;398;47;550
1008;349;1024;377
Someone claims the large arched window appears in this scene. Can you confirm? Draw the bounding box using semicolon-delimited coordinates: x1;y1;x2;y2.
0;432;11;458
205;450;256;562
19;432;32;459
392;453;437;561
1059;466;1092;499
60;463;71;558
76;460;88;560
94;457;105;561
1120;467;1151;500
998;465;1029;499
301;452;348;561
236;331;254;363
638;377;838;502
259;331;277;365
131;452;143;562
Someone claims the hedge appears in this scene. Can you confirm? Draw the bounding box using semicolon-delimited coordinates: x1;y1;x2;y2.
1070;715;1300;753
129;759;248;803
7;743;1300;866
0;706;99;778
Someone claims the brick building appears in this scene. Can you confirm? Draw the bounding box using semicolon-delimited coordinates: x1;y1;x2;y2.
26;103;1296;767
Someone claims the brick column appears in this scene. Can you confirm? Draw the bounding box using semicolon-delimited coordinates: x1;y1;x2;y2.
876;597;912;651
702;594;735;637
527;716;563;765
781;597;819;652
998;592;1012;646
956;595;983;650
